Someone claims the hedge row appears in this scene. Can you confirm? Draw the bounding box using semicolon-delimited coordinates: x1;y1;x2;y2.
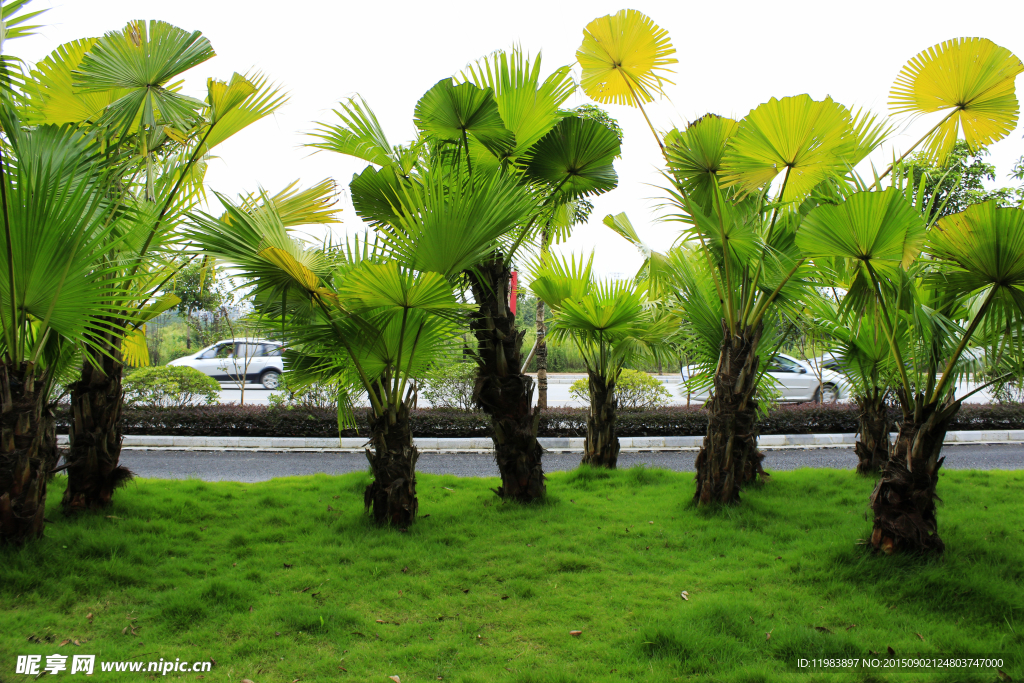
54;402;1024;438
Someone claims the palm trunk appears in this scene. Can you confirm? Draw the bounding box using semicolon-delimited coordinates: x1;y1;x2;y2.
869;395;955;554
854;390;891;474
469;255;545;502
62;343;133;514
363;393;419;527
0;362;58;545
581;370;619;468
694;322;766;506
535;297;547;410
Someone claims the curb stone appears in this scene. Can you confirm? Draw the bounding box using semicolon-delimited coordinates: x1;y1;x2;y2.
54;432;1024;452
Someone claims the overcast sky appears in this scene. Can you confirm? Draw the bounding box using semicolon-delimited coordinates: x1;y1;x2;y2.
15;0;1024;277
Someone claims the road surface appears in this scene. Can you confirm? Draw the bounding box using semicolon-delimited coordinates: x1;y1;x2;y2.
113;444;1024;482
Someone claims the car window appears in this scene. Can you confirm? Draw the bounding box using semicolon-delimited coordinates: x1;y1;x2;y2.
236;343;261;359
768;356;802;373
261;344;282;357
215;344;234;359
198;345;225;360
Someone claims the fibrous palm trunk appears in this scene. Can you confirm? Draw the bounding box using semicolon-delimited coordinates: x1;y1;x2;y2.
0;363;58;545
363;391;419;527
854;390;891;474
694;322;766;505
869;394;956;554
582;370;619;468
469;255;545;502
63;343;133;514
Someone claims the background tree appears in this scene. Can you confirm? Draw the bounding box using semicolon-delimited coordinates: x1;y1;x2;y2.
530;253;667;467
895;141;1020;218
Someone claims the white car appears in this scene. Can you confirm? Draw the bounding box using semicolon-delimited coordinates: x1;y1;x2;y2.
167;339;284;389
680;353;848;403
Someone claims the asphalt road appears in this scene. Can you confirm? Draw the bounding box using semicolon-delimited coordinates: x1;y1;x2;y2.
113;444;1024;482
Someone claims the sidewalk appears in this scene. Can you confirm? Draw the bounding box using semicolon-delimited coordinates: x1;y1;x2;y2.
56;431;1024;452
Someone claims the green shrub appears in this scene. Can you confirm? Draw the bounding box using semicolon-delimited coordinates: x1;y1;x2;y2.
569;369;672;409
123;366;221;408
421;362;476;410
268;374;339;411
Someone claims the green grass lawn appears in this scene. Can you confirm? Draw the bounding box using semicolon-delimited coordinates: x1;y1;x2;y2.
2;467;1022;682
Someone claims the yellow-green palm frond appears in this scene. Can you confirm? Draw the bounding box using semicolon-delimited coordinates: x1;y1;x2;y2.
461;47;575;157
720;95;855;204
890;38;1023;164
528;251;594;310
576;9;677;106
202;71;288;150
21;37;131;125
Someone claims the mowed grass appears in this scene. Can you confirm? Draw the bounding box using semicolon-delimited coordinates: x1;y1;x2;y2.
2;467;1023;682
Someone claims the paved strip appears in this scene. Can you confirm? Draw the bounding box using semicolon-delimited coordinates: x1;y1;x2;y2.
112;444;1024;483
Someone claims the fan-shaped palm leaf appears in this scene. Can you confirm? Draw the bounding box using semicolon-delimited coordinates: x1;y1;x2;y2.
720;95;855;203
665;114;738;210
928;202;1024;313
413;78;514;159
524;116;620;201
462;48;575;158
72;20;215;134
379;167;537;277
890;38;1023;163
20;38;130;125
576;9;677;106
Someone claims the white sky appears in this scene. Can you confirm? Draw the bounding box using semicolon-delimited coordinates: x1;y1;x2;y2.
15;0;1024;277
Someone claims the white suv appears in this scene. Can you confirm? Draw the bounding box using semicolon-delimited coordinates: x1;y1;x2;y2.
167;339;284;389
680;353;848;403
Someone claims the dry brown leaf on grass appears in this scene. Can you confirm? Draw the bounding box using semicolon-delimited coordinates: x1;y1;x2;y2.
766;628;774;642
58;639;70;646
570;630;583;636
996;669;1012;682
845;624;857;631
915;633;925;641
887;646;896;656
85;613;93;621
680;591;689;601
814;626;833;634
390;677;402;682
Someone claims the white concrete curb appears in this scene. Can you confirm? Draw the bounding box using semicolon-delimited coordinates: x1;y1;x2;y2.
54;431;1024;452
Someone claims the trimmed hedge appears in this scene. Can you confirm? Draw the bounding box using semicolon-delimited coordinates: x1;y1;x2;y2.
54;402;1024;438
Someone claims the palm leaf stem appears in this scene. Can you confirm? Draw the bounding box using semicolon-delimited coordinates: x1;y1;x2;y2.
504;174;570;265
873;110;956;187
311;293;383;415
132;122;215;275
396;317;426;410
711;184;737;333
129;254;198;322
461;129;472;177
929;284;998;403
864;260;913;399
391;307;410;405
742;169;791;326
624;76;666;159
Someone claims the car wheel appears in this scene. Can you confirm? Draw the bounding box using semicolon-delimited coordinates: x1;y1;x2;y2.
814;383;838;403
260;370;281;390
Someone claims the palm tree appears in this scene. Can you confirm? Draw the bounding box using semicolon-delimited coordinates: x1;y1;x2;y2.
796;37;1024;553
529;254;667;467
0;107;129;544
188;195;462;526
19;21;287;512
309;49;622;501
